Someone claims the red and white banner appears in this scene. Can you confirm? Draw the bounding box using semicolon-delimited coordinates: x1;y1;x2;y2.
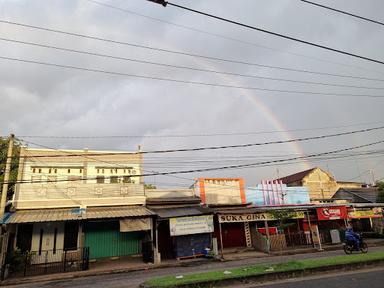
316;206;347;220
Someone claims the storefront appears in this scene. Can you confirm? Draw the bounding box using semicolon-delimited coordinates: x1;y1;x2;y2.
7;206;155;263
170;215;213;258
150;207;214;260
84;218;152;259
215;208;306;254
315;205;348;243
348;206;383;232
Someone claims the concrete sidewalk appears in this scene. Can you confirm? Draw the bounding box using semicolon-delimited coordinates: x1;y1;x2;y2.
3;238;384;287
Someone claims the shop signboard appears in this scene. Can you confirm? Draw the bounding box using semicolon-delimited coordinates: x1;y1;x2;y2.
348;207;382;219
316;206;347;220
218;211;304;223
170;215;214;236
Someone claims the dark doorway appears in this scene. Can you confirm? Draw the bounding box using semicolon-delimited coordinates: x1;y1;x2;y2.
221;222;246;248
157;220;174;259
64;221;79;250
16;224;33;252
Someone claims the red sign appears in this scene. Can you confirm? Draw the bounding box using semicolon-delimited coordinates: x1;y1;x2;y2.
257;227;278;235
317;206;347;220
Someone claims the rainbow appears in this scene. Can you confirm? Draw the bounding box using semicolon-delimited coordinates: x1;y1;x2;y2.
195;58;312;170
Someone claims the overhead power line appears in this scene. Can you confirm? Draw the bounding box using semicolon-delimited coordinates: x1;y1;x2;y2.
2;37;384;91
149;1;384;65
1;55;384;99
14;138;316;194
12;139;312;193
3;139;384;185
301;0;384;27
14;121;384;139
162;0;384;64
88;0;383;75
14;125;384;157
15;138;196;185
1;19;384;82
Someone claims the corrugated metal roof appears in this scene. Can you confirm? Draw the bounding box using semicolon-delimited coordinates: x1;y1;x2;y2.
5;206;154;224
332;188;379;203
149;206;211;219
146;197;201;205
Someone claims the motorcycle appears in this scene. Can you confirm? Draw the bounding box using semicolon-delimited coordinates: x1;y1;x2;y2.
343;233;368;254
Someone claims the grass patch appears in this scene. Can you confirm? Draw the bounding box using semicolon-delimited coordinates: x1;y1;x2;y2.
143;251;384;287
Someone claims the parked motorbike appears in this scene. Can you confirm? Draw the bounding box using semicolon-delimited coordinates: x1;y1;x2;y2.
343;234;368;254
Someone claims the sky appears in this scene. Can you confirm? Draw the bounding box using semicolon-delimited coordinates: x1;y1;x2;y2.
0;0;383;188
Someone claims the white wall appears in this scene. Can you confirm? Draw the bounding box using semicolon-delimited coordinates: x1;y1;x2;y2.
31;222;65;263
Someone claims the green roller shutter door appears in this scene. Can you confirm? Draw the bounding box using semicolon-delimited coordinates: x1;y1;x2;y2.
85;221;142;259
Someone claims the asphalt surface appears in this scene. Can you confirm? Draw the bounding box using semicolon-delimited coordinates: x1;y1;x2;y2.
4;246;384;288
243;267;384;288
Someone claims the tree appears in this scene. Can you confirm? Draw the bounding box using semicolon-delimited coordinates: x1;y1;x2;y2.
268;209;297;233
144;184;157;190
377;181;384;203
0;136;20;199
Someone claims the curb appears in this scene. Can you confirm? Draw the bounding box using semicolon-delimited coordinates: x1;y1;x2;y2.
140;259;384;288
2;243;383;286
0;258;215;286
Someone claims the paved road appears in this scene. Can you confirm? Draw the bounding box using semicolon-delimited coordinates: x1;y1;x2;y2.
242;267;384;288
5;246;384;288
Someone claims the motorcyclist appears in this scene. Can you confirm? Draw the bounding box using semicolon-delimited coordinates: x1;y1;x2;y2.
345;226;360;250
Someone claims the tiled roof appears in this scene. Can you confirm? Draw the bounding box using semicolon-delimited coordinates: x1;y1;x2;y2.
276;168;316;184
5;206;154;223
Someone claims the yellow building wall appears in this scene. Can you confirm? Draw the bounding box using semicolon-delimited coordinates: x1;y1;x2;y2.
301;168;338;200
199;178;246;205
337;182;363;189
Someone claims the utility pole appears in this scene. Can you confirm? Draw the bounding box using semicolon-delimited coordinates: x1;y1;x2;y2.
0;134;14;221
0;134;14;279
370;169;376;186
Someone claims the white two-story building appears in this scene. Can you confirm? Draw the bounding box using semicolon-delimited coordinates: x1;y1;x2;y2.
6;147;155;264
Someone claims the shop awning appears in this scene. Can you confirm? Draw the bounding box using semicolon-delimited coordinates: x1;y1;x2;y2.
120;218;152;232
5;206;154;224
149;206;210;219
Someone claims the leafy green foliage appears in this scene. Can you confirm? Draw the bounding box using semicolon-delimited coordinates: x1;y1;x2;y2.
0;137;20;198
5;248;35;272
268;209;296;232
144;184;157;190
377;181;384;203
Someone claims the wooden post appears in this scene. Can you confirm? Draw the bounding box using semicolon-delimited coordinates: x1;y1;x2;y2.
264;220;270;253
218;221;224;259
155;221;158;249
306;211;315;248
297;218;301;232
0;134;14;221
153;220;160;264
150;218;154;246
264;220;270;239
78;222;84;248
